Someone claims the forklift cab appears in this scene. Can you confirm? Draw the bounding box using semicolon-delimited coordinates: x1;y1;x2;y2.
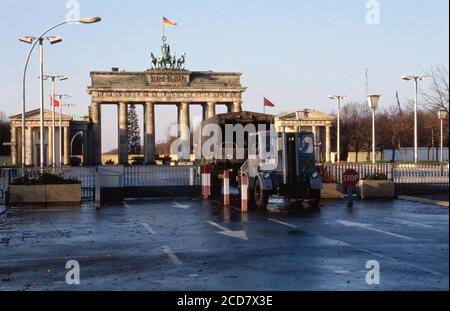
242;130;322;210
281;132;322;197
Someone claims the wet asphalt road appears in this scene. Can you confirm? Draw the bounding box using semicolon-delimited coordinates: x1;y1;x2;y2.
0;198;448;291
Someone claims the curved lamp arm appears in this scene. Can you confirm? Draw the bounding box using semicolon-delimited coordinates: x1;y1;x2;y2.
21;17;101;172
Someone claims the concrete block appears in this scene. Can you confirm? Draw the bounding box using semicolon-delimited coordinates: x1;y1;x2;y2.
45;184;81;204
8;184;81;205
321;183;344;199
9;185;45;204
357;180;395;200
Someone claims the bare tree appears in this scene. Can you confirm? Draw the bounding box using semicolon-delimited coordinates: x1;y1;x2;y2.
340;102;370;162
422;65;449;113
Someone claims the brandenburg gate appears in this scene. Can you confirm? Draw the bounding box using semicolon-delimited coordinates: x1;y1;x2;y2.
87;39;246;165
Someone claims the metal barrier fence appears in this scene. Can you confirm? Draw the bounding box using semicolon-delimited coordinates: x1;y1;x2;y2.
1;163;447;201
393;164;449;194
320;163;449;195
125;165;200;187
0;165;201;202
319;163;395;183
0;167;97;202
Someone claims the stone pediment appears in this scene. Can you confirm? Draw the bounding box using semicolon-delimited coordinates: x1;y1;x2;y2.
10;108;73;121
276;109;335;121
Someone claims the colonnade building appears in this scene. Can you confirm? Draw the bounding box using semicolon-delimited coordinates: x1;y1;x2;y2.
87;69;246;164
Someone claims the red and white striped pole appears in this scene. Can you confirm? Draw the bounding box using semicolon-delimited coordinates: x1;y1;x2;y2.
241;175;248;212
207;165;211;197
201;165;211;200
223;169;230;206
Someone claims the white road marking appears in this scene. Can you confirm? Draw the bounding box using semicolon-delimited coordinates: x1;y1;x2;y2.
207;221;248;241
171;201;191;209
334;270;351;274
161;246;183;266
207;221;229;232
386;218;434;229
316;236;349;247
348;244;443;277
141;223;156;235
305;226;442;276
268;218;299;229
337;220;415;241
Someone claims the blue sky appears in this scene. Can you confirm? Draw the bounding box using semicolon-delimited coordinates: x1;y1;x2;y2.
0;0;448;150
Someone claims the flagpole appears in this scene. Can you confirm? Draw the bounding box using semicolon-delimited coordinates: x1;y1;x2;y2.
58;97;62;167
263;95;265;114
162;16;165;39
51;78;56;169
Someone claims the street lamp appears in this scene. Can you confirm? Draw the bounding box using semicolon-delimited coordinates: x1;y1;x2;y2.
402;74;429;164
55;94;71;167
438;108;448;163
20;36;62;170
328;95;346;163
43;75;68;168
19;17;101;172
367;94;380;164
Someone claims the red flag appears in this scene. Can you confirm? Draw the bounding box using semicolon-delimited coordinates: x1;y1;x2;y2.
264;97;275;107
50;96;60;107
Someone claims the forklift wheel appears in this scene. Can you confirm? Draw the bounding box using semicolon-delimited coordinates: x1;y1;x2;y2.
254;177;269;210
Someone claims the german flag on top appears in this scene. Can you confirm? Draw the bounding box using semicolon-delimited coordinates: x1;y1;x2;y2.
163;17;177;26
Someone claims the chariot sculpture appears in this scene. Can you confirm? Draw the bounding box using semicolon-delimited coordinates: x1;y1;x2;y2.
150;37;186;70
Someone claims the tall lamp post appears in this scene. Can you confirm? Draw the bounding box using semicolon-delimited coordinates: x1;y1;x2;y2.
401;74;429;164
328;95;346;163
43;75;68;168
55;94;71;167
19;17;101;172
367;94;381;164
20;36;62;169
438;108;448;164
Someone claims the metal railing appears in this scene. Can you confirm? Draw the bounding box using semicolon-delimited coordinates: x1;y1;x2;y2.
125;165;200;187
320;163;395;183
319;163;449;195
0;165;201;202
1;163;447;201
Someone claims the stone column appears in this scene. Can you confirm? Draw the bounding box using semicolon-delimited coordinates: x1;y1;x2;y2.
226;103;233;113
311;126;317;140
63;127;70;166
144;102;156;164
202;102;216;121
47;126;53;166
25;127;33;166
118;102;129;164
10;127;17;166
91;102;102;165
178;102;190;157
232;101;243;113
16;128;22;166
325;126;331;163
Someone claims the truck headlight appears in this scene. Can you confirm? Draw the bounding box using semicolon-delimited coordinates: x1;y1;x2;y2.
263;172;271;179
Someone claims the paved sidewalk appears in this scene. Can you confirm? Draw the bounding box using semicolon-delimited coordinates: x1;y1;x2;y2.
398;195;449;208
